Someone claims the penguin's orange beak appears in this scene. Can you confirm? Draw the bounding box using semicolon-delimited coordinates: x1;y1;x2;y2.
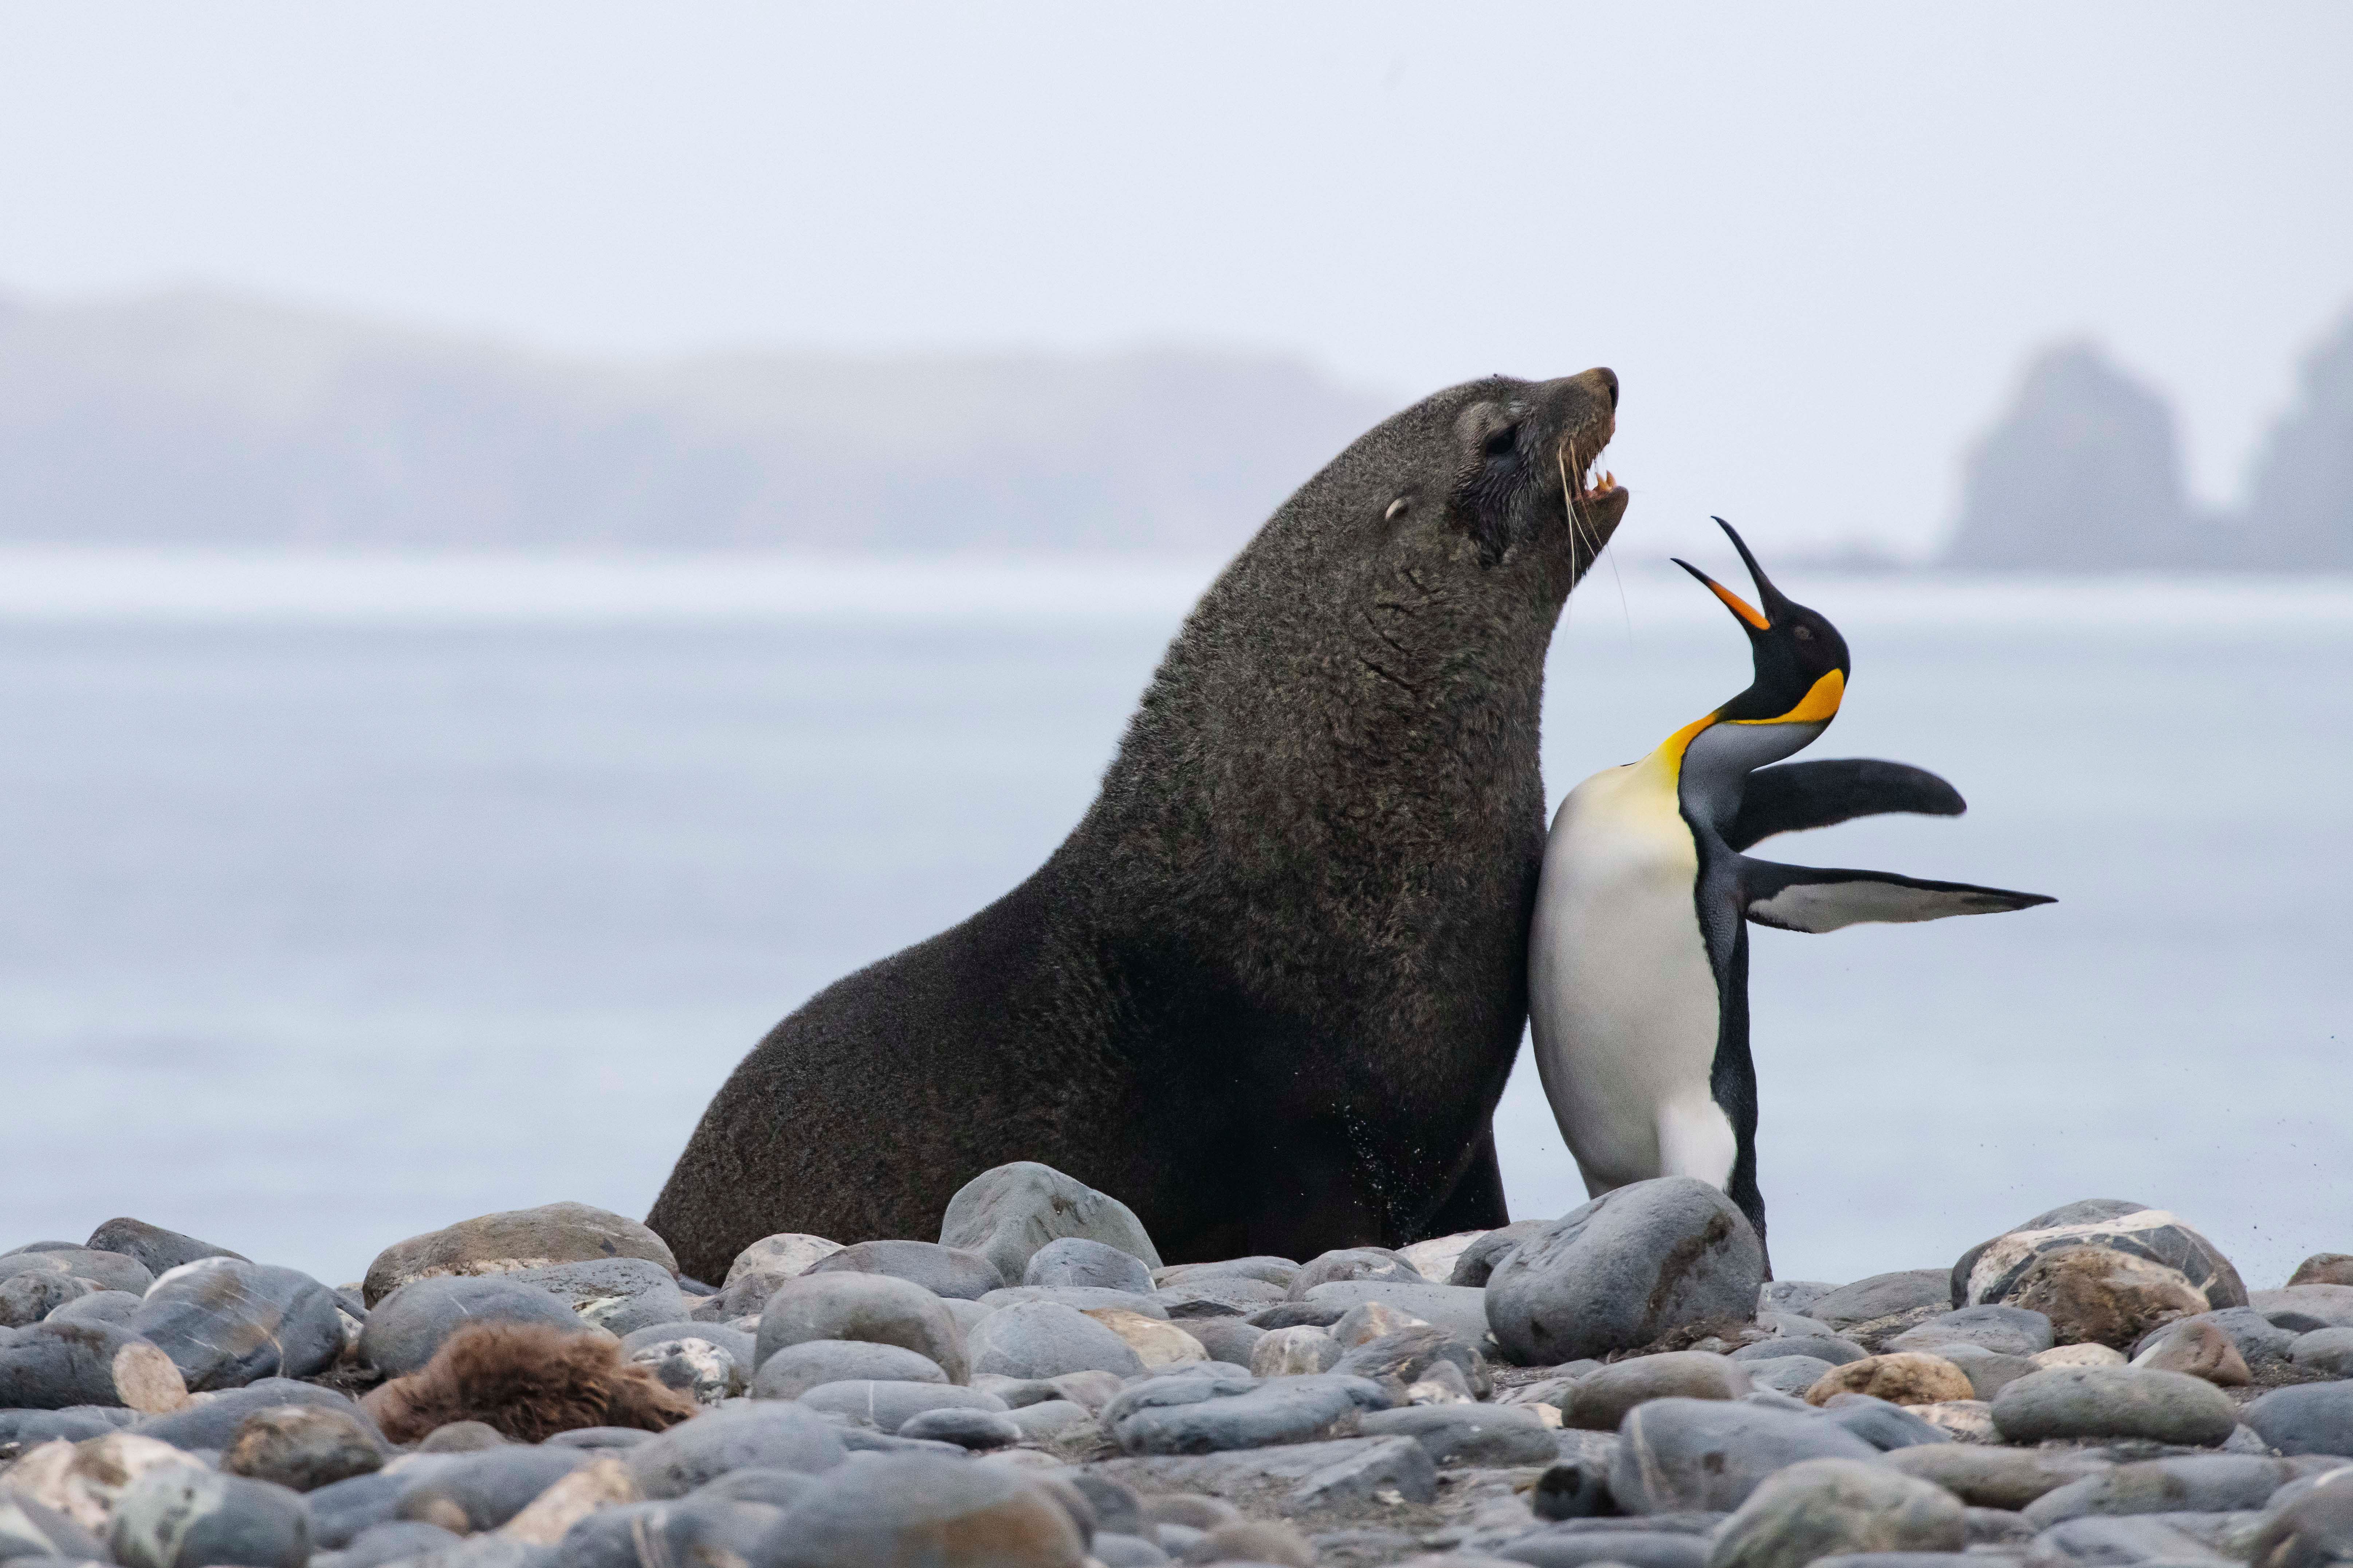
1673;560;1771;632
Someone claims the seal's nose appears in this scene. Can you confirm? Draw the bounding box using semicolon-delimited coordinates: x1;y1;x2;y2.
1594;367;1619;409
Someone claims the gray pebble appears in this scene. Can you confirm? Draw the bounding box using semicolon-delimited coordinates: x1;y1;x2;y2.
805;1240;1006;1301
752;1338;948;1399
754;1271;968;1383
1488;1179;1767;1366
1024;1237;1154;1294
892;1406;1023;1448
1989;1366;2238;1447
967;1300;1145;1380
1611;1398;1880;1514
358;1277;582;1378
793;1378;1009;1433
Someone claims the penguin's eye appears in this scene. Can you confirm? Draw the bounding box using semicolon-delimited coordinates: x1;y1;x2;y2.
1793;626;1814;642
1483;425;1520;460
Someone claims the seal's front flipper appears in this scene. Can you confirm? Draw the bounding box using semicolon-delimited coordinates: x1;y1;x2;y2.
1725;759;1965;851
1741;856;2054;933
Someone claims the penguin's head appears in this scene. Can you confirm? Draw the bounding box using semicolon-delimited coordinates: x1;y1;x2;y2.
1674;518;1849;728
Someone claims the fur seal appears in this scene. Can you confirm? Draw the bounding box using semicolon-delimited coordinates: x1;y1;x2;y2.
649;369;1629;1280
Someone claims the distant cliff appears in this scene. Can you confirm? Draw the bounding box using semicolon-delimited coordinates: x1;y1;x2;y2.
1943;310;2353;570
0;290;1390;553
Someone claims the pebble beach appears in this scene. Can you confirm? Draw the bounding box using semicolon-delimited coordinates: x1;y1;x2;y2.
4;1162;2352;1568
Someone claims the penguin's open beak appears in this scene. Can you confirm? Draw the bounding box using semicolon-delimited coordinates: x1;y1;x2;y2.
1672;518;1795;637
1673;559;1770;633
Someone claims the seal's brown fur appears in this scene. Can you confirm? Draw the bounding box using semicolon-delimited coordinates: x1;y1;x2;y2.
362;1323;696;1444
652;370;1630;1277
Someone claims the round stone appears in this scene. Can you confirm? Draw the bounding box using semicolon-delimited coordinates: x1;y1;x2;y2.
938;1161;1162;1288
762;1452;1085;1565
1803;1354;1976;1407
1286;1248;1422;1299
1486;1178;1767;1365
967;1301;1145;1380
805;1240;1006;1301
1952;1201;2244;1350
755;1271;969;1382
361;1201;677;1307
1707;1458;1965;1568
1023;1237;1154;1294
132;1260;346;1390
222;1404;385;1491
726;1233;844;1286
1250;1326;1341;1377
752;1338;949;1399
1989;1365;2239;1446
895;1406;1024;1449
358;1275;584;1376
1566;1351;1752;1430
109;1466;311;1568
794;1379;1010;1433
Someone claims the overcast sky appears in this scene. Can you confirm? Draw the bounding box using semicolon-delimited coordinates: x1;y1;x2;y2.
2;3;2347;555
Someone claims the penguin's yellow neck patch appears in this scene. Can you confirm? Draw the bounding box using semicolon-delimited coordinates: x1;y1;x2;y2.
1647;667;1845;778
1733;668;1845;727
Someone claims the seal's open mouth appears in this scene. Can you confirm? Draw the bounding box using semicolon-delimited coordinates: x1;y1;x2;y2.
1562;414;1620;504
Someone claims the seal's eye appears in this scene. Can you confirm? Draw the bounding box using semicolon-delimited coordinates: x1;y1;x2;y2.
1483;424;1520;460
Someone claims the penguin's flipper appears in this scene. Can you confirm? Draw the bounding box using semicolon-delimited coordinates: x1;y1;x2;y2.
1741;857;2054;933
1725;759;1966;851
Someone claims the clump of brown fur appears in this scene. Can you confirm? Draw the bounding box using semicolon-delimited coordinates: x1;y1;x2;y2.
362;1322;697;1444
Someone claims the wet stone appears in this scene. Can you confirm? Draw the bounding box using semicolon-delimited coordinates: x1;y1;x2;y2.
1099;1435;1438;1514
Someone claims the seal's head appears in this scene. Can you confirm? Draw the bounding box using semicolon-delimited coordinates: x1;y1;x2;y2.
1316;366;1627;580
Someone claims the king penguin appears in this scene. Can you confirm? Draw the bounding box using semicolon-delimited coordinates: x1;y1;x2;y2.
1527;519;2052;1262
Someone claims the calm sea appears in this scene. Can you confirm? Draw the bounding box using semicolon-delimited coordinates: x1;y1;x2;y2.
0;551;2345;1290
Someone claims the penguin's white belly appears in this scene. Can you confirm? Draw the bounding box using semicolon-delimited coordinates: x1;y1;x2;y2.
1529;766;1735;1197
